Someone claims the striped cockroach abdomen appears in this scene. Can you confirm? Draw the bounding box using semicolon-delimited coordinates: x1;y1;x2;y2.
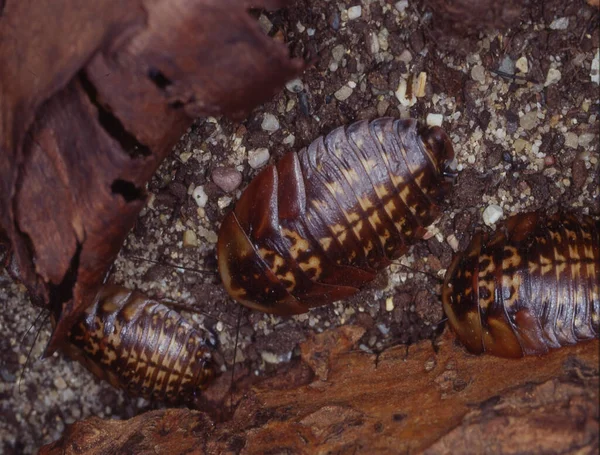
56;285;216;403
218;117;456;314
443;212;599;358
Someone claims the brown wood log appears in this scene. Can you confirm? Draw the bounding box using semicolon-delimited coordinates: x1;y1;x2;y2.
40;327;599;454
0;0;303;353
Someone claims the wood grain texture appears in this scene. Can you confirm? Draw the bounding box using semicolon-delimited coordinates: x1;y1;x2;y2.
40;327;599;454
0;0;303;354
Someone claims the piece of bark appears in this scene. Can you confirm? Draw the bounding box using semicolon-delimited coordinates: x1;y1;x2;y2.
0;0;303;352
40;328;599;454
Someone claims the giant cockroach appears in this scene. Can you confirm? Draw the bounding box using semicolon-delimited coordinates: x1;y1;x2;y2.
56;284;217;404
442;212;600;358
217;117;456;314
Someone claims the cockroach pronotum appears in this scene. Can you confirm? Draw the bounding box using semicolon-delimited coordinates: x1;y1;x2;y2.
443;212;599;358
217;117;456;315
56;284;217;404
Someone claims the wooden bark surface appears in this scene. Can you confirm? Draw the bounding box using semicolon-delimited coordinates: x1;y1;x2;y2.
0;0;303;353
41;327;600;454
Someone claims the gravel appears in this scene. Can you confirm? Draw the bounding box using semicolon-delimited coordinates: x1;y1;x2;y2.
2;0;599;453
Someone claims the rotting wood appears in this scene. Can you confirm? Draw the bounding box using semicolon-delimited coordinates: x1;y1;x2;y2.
0;0;303;354
40;327;599;454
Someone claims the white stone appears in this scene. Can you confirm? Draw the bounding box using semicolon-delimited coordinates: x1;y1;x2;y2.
426;113;443;127
285;78;304;93
283;134;295;146
483;204;503;226
331;44;345;62
520;111;539;130
248;148;270;169
366;31;380;54
471;65;486;84
446;234;459;252
591;49;599;85
347;5;362;20
515;56;529;73
217;196;233;209
395;78;415;106
564;132;579;149
183;230;198;248
415;72;427;97
261;113;280;132
398;49;412;63
395;0;409;14
385;297;394;312
578;133;596;148
549;17;569;30
192;185;208;208
544;68;562;86
334;85;353;101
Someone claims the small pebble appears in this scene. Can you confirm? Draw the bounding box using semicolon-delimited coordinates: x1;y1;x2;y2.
285;78;304;93
446;234;459;252
212;167;242;193
426;113;443;127
519;111;539;130
331;44;345;62
347;5;362;20
591;50;599;85
217;196;233;209
498;56;515;75
515;56;529;73
248;148;270;169
483;204;503;226
334;85;353;101
544;68;561;87
395;0;409;14
366;31;380;55
53;377;67;390
192;185;208;207
578;133;596;147
261;113;280;132
549;17;569;30
385;297;394;312
564;132;579;149
183;230;198;248
471;65;486;84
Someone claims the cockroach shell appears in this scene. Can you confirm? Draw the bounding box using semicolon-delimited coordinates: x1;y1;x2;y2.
218;117;456;315
443;212;600;358
58;285;216;403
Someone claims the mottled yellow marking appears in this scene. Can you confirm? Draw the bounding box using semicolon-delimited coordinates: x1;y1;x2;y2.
342;167;361;185
414;170;425;188
334;144;343;158
501;273;521;307
311;199;329;213
337;231;348;243
390;173;405;188
355;137;365;149
529;261;539;273
375;184;390;197
478;279;495;311
326;180;345;197
368;211;383;229
478;255;495;277
299;256;322;278
502;246;522;269
384;198;398;216
549;231;562;243
320;237;333;251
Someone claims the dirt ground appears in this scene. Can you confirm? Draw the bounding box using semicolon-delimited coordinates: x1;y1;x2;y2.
1;0;599;453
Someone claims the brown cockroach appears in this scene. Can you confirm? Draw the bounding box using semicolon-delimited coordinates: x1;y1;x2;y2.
442;212;600;358
217;117;456;315
56;284;217;404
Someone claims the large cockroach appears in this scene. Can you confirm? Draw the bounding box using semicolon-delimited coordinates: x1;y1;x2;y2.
443;212;599;358
217;117;456;314
57;284;216;404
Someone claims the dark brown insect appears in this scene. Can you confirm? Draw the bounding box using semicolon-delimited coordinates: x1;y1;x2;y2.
218;117;456;314
443;212;600;358
56;284;217;403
